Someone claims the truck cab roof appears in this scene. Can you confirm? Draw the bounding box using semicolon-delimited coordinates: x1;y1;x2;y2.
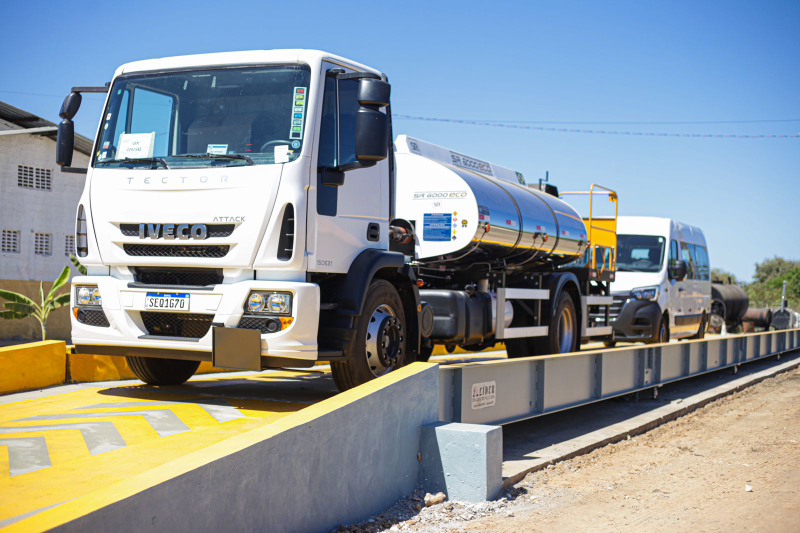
114;49;381;78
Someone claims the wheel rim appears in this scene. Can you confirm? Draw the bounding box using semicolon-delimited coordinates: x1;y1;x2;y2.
365;304;403;377
660;324;668;343
557;305;575;353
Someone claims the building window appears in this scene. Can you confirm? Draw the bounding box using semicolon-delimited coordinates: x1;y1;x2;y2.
18;165;52;190
1;230;20;253
65;235;75;256
34;233;52;256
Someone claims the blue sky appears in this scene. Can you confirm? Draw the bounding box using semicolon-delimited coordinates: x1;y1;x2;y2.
1;0;798;281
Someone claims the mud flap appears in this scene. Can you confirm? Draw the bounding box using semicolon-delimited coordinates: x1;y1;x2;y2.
212;326;262;371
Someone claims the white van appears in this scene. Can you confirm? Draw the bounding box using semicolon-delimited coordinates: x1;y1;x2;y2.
607;217;711;344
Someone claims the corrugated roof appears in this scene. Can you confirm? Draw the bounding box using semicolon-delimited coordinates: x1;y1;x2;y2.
0;100;93;156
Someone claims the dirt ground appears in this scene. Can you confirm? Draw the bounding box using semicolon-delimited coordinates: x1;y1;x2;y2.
467;366;800;533
345;365;800;533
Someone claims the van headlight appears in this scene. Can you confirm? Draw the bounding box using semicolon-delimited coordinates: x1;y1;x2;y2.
631;286;659;301
76;285;102;306
245;291;292;315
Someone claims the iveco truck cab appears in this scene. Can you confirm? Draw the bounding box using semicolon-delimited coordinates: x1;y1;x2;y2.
607;216;711;344
56;49;619;391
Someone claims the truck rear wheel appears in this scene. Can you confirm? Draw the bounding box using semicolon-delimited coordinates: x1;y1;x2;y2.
506;291;579;358
126;356;200;386
331;279;407;392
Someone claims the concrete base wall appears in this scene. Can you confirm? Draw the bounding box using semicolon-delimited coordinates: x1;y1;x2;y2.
0;280;72;341
54;364;440;533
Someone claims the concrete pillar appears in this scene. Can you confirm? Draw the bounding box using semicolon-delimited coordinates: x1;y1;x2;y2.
419;422;502;502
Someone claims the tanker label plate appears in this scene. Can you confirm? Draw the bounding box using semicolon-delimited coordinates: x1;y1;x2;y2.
423;213;453;241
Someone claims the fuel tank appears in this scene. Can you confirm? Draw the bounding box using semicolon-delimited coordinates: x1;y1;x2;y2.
394;135;587;269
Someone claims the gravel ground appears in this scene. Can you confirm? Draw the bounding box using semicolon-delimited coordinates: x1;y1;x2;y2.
335;366;800;533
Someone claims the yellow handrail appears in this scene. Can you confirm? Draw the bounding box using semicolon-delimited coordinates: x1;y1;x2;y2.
559;185;619;273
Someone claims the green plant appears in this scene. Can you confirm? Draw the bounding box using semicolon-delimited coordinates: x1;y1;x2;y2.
0;266;71;341
70;254;88;275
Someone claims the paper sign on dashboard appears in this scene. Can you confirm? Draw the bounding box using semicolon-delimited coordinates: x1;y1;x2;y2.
117;132;155;159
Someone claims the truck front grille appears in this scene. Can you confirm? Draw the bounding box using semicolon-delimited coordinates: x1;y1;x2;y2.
140;312;214;339
76;309;110;327
134;268;223;287
123;244;230;258
119;224;235;238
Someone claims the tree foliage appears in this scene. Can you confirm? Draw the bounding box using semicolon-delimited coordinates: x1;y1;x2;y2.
0;266;71;341
745;257;800;309
711;268;738;284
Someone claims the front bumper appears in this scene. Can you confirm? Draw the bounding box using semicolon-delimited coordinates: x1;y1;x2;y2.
611;299;662;342
70;275;320;364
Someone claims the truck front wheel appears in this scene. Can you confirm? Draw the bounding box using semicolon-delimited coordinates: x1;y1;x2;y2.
331;279;407;392
126;356;200;386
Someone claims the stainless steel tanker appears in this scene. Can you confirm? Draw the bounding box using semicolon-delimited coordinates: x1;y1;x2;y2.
394;135;587;270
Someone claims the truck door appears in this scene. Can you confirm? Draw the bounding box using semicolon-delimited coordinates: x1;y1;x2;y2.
311;64;388;274
678;241;697;334
667;238;682;332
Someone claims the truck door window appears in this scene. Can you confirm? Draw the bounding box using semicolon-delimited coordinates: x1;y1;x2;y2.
337;79;360;166
680;242;695;279
317;74;339;216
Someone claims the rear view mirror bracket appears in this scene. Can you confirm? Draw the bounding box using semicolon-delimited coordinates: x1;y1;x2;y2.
56;83;110;173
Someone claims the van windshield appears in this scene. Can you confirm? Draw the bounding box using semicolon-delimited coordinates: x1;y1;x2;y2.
94;65;311;168
616;235;666;273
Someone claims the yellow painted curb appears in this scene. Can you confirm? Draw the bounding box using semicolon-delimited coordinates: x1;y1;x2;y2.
0;341;66;394
9;362;438;532
66;348;236;383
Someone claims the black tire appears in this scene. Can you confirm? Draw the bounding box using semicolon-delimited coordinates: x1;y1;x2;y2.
507;291;579;357
690;314;707;339
418;343;434;362
603;341;617;348
126;356;200;386
331;279;407;392
648;315;669;344
505;300;536;359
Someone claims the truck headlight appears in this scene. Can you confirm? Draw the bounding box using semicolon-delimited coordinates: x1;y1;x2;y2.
631;286;659;301
245;291;292;315
76;285;102;306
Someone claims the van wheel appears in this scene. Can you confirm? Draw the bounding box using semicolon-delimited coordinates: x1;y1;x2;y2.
126;356;200;386
331;279;407;392
649;316;669;344
690;314;707;339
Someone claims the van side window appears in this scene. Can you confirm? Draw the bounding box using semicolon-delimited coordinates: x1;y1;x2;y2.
669;240;679;268
695;245;710;281
680;242;695;279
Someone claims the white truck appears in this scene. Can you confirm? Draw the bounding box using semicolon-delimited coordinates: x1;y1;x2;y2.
57;50;619;391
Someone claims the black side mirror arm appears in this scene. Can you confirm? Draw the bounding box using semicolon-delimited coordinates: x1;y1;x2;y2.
57;83;109;173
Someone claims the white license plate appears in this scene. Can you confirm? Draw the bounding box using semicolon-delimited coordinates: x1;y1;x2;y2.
145;292;190;312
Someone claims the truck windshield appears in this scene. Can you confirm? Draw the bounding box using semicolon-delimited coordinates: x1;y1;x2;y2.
94;65;311;168
616;234;666;273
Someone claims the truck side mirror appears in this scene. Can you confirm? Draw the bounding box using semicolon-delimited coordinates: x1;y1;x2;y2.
669;260;687;281
59;92;82;120
56;118;75;167
353;79;390;167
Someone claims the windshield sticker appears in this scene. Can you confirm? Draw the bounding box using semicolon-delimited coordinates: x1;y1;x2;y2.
423;213;453;242
274;145;290;163
289;87;307;141
207;144;228;155
117;132;155;159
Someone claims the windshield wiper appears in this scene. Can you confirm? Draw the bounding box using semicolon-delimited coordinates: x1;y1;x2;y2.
171;154;254;165
97;157;170;169
616;267;645;272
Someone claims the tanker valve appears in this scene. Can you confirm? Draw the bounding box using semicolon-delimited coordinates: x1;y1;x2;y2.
389;225;413;245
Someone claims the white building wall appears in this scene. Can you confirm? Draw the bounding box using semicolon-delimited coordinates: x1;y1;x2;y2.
0;118;91;282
